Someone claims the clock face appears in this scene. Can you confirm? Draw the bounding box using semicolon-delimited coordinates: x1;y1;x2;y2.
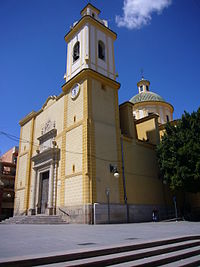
71;84;80;99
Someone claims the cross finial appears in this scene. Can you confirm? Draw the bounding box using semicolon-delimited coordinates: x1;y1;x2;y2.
140;68;144;79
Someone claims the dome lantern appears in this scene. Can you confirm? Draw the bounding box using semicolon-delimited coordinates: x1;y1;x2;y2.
137;77;150;94
130;77;174;124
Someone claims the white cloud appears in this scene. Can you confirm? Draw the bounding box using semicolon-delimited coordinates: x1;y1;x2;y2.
116;0;172;29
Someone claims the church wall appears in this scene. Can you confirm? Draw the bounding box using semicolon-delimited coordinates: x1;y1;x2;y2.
63;79;84;207
17;154;28;189
15;189;25;214
91;79;120;204
66;25;90;81
25;96;64;213
68;30;81;79
89;25;114;79
108;37;114;78
32;97;64;157
96;30;107;72
90;25;96;71
95;122;119;203
65;175;83;205
65;125;83;175
122;138;164;205
136;117;159;145
20;120;32;152
15;119;33;214
133;102;173;124
67;83;84;127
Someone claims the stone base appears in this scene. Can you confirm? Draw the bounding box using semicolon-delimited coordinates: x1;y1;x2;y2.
57;204;93;224
47;207;53;215
28;209;36;215
57;203;173;224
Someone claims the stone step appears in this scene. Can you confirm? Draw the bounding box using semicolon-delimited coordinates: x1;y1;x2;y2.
1;215;68;224
43;240;200;267
120;246;200;267
0;236;199;267
161;254;200;267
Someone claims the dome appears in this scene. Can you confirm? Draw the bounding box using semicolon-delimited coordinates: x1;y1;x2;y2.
130;91;165;104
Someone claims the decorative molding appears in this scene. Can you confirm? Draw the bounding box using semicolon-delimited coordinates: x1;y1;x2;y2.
42;96;57;110
32;148;60;165
38;128;57;143
19;111;37;126
64;15;117;43
62;68;120;93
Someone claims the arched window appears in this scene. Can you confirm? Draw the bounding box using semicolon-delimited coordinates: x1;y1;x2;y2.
98;40;105;60
73;41;80;62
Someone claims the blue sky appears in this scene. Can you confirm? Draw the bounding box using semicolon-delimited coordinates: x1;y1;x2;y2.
0;0;200;155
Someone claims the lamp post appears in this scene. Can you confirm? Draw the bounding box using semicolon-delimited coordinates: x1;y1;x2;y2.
105;188;110;224
108;164;119;224
121;138;129;223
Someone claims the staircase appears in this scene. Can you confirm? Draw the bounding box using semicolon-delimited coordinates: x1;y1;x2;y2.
0;215;68;224
0;236;200;266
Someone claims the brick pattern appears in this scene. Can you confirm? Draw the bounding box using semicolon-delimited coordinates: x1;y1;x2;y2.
20;120;32;152
17;154;28;188
82;79;90;204
65;175;83;205
88;78;97;204
15;189;25;214
60;94;68;206
67;84;83;127
24;118;35;211
65;125;83;175
114;89;124;204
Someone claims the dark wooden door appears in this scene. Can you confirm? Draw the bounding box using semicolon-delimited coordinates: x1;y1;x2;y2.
41;172;49;214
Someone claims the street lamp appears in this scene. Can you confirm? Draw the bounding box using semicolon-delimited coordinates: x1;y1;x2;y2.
110;164;119;178
105;164;119;224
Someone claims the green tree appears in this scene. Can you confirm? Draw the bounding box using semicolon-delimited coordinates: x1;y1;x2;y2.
157;108;200;193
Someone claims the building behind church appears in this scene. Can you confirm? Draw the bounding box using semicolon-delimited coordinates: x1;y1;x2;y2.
14;4;199;224
0;146;18;220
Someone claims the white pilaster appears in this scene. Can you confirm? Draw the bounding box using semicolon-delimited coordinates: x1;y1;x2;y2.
30;170;37;211
48;163;54;211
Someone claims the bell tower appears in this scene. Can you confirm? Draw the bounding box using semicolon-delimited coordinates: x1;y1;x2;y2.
61;4;123;224
64;3;116;82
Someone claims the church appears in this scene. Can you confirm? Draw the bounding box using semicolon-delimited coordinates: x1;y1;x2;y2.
14;4;177;224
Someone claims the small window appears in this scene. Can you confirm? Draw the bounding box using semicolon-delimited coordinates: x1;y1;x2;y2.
74;115;76;123
166;115;169;122
140;86;143;92
72;164;75;173
92;13;95;18
146;85;149;91
73;41;80;62
98;40;105;60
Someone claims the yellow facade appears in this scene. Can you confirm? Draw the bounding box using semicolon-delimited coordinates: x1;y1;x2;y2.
14;4;181;223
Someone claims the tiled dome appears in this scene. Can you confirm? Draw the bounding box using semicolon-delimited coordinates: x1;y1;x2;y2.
130;91;165;104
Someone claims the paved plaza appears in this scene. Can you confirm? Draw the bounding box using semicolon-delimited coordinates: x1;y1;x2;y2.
0;221;200;260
